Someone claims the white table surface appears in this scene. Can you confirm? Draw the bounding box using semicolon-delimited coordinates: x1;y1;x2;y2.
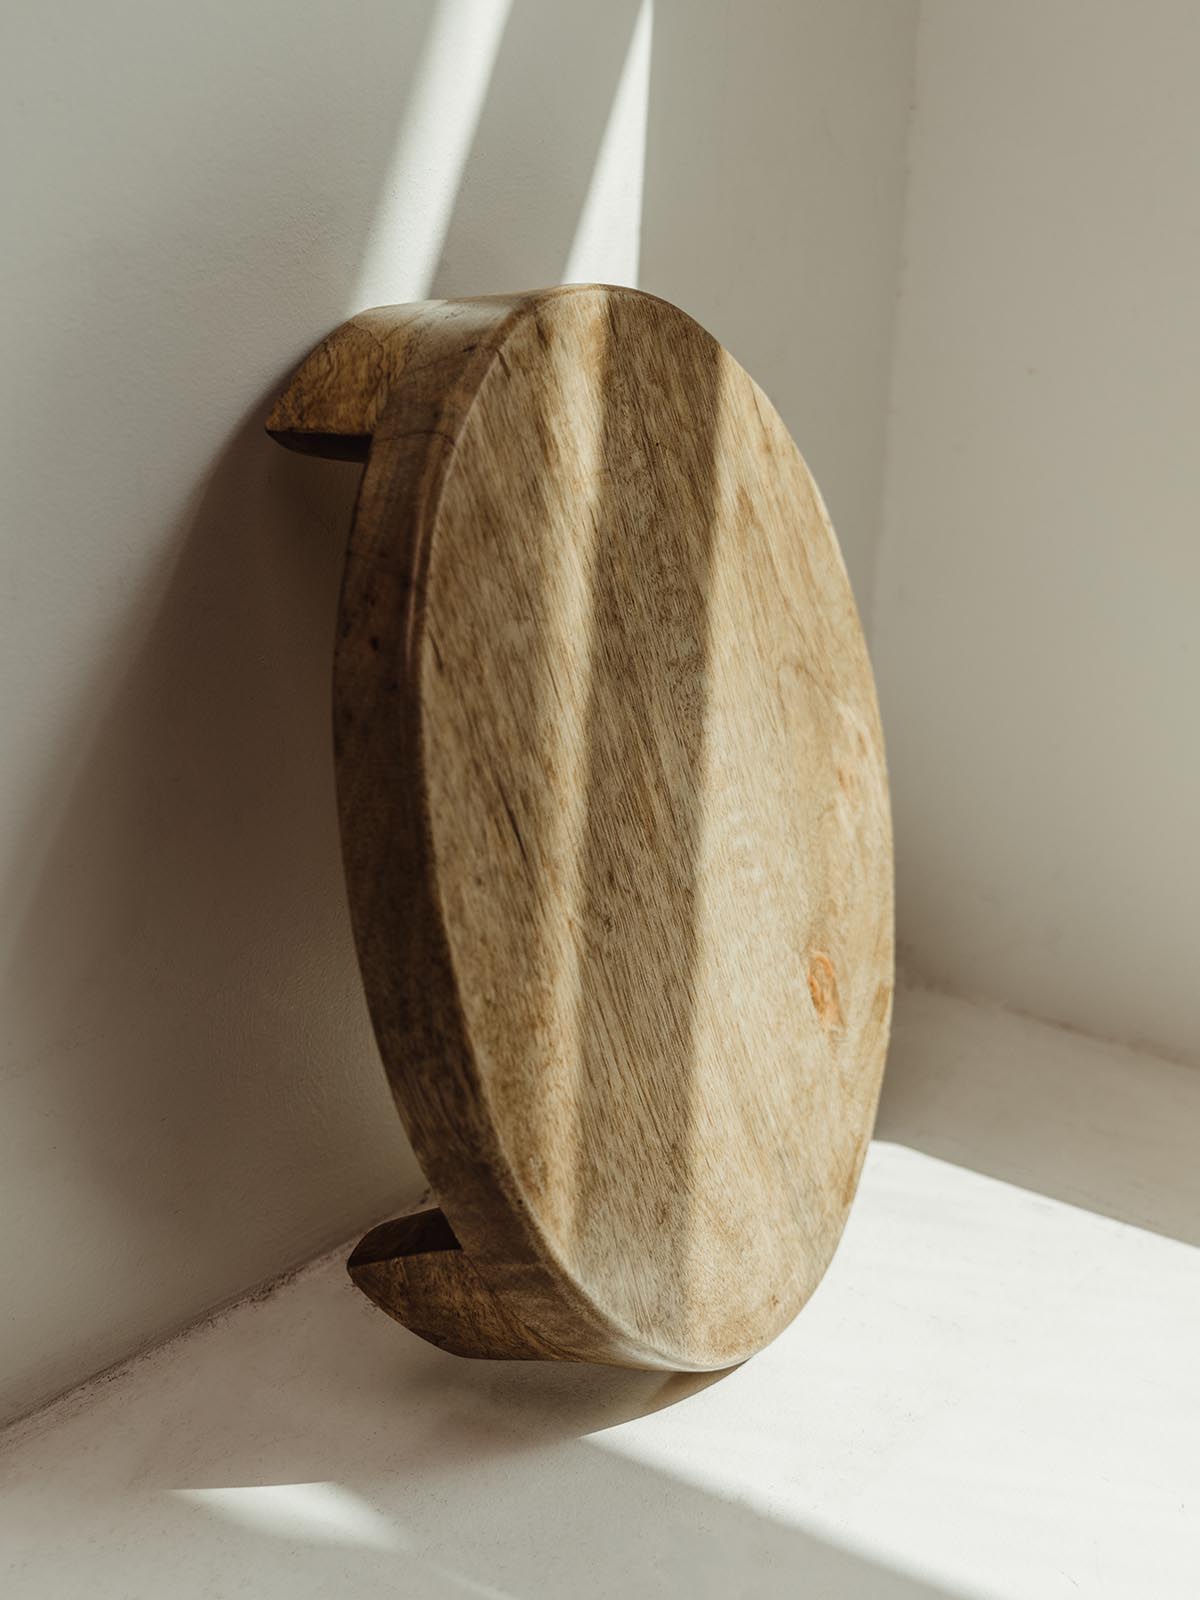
3;986;1197;1599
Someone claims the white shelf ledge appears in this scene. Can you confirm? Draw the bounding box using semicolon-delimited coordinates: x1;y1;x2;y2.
2;986;1197;1599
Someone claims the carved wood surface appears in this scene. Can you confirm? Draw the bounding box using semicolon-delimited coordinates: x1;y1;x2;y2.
268;285;893;1370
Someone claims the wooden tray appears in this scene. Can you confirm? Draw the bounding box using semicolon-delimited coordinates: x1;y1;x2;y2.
268;285;892;1370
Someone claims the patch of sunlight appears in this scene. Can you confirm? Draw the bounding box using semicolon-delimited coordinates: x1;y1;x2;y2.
174;1481;402;1551
428;1568;520;1600
351;0;513;308
562;0;653;288
583;1144;1200;1600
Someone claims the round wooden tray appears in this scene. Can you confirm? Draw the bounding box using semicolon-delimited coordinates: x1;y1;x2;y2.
268;285;892;1370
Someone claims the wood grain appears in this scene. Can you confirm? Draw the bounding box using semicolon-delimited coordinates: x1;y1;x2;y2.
267;285;893;1370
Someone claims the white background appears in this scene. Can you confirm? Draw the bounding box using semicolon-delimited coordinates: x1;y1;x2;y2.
1;0;1197;1462
3;7;1199;1595
874;0;1200;1064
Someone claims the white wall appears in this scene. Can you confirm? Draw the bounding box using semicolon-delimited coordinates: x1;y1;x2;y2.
874;1;1200;1065
0;0;917;1423
638;1;918;615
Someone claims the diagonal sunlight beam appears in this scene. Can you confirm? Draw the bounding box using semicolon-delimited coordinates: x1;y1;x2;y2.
351;0;514;308
562;0;653;288
173;1482;402;1551
584;1140;1200;1600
